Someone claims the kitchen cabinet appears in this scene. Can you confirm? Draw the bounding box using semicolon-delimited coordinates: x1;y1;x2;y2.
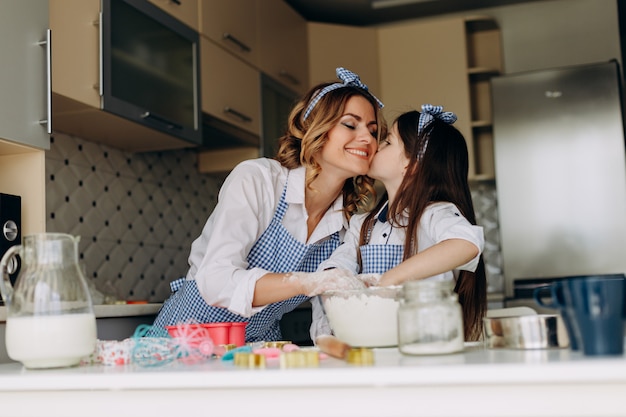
377;15;501;181
257;0;309;96
307;22;380;95
0;0;51;150
147;0;198;31
198;0;258;67
0;1;48;237
198;37;261;173
50;0;201;152
200;37;261;138
197;146;259;174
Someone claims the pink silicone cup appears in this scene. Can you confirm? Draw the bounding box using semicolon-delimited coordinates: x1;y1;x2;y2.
201;323;230;345
229;322;248;347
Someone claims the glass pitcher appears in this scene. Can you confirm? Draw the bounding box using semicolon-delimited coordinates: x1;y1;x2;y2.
0;233;96;369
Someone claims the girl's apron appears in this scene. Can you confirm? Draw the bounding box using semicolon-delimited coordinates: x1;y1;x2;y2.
359;204;404;274
149;181;340;342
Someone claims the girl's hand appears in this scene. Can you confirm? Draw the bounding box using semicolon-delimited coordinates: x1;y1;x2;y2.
357;273;382;287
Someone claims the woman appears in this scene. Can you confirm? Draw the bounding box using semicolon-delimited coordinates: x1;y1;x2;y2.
310;105;486;341
148;68;384;342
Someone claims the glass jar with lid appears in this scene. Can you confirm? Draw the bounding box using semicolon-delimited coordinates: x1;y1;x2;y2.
397;279;464;355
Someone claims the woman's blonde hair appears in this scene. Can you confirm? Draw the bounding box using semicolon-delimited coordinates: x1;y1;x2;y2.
275;82;384;219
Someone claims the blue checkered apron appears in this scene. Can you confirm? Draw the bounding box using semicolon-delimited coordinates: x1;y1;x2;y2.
149;181;340;342
360;243;404;274
359;213;404;274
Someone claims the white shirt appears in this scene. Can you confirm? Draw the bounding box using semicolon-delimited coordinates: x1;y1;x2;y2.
318;201;484;278
186;158;346;317
311;201;484;339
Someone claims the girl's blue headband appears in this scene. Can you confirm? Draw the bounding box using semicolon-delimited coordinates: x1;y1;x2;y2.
417;104;457;159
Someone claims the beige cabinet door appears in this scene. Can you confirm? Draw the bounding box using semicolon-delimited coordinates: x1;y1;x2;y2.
148;0;198;30
50;0;101;110
257;0;309;95
0;0;50;149
199;0;258;67
201;37;261;137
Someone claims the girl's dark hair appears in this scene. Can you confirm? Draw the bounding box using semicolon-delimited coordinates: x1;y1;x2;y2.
274;82;383;218
359;110;487;341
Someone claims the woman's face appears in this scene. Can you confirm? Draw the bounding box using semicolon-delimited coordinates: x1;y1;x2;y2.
368;122;409;187
316;95;378;179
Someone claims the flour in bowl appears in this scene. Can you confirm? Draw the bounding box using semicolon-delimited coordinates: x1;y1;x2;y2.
322;288;400;347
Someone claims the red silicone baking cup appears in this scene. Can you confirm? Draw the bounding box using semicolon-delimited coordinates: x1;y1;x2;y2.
229;322;248;347
201;323;230;345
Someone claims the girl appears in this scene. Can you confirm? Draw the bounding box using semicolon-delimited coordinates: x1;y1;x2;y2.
312;104;486;341
148;68;383;341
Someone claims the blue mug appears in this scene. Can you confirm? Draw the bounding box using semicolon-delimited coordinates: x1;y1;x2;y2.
535;274;625;356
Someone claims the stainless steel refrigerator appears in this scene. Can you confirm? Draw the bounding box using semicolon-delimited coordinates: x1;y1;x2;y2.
491;60;626;307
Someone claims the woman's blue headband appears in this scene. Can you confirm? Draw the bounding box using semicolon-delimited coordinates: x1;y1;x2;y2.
302;67;384;120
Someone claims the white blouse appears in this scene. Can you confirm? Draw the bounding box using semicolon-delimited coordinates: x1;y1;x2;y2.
185;158;346;317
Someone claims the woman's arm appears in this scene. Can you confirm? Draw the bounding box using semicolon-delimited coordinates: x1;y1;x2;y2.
191;160;281;316
378;238;479;286
252;273;302;306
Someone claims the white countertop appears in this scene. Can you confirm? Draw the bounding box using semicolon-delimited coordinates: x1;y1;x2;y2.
0;343;624;417
0;303;162;322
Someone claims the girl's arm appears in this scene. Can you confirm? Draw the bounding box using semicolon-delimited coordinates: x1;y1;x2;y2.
378;238;479;286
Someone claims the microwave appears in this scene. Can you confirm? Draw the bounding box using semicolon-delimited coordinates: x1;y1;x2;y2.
101;0;202;145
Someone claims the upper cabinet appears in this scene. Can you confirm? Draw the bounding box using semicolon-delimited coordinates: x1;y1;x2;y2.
147;0;198;31
0;0;51;150
200;38;261;138
257;0;309;96
0;0;49;235
50;0;202;152
199;0;258;67
377;15;501;180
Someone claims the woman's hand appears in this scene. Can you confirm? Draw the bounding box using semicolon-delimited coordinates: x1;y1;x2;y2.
285;269;366;296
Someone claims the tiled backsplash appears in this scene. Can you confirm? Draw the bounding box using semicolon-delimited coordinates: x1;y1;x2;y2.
46;133;222;303
45;133;504;303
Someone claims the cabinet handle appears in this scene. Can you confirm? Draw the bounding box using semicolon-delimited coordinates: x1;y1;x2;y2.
170;0;182;4
140;112;183;130
37;29;52;134
222;33;251;53
97;12;103;97
279;70;300;86
223;107;252;123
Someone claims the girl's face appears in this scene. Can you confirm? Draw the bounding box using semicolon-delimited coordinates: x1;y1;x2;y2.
315;95;378;179
368;122;409;187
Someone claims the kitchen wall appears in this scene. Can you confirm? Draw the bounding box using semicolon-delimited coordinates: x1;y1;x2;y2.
45;133;222;303
44;0;619;303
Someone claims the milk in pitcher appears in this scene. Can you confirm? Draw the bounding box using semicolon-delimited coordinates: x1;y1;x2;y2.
6;313;97;368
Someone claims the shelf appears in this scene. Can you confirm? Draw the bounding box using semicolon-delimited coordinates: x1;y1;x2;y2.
471;120;492;128
465;15;501;180
468;67;501;76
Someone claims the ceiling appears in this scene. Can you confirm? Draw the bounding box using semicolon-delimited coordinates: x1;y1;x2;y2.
285;0;546;26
